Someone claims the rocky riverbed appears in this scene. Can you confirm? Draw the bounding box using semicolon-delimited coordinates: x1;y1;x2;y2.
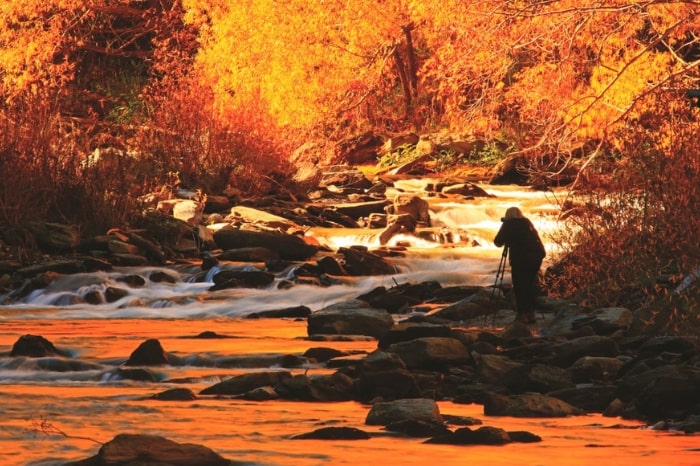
1;163;699;465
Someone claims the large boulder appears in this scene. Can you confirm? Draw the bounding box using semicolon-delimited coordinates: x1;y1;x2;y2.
213;228;319;261
307;300;395;339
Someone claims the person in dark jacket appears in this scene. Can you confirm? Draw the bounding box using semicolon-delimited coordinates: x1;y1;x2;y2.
494;206;546;324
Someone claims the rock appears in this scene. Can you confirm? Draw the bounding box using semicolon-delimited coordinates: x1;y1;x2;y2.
507;430;543;443
123;231;167;264
32;358;102;372
199;371;292;396
440;182;492;198
670;415;700;433
497;363;575;394
204;194;231;213
390;194;430;227
379;213;418;245
570;307;633;334
10;334;66;358
110;253;149;266
209;269;275;290
377;322;456;349
386;419;451;437
213;228;318;261
104;286;129;303
365;398;444;426
16;260;86;277
67;433;230;466
355;368;421;402
338;132;383;165
307;300;395;339
386;153;433;175
430;289;497;321
471;352;523;384
247;305;312;319
358;349;407;372
241;385;279;401
337;247;398;276
357;282;426;312
107;239;141;255
124;338;169;366
319;166;373;190
116;274;147;287
547;385;618;412
111;367;160;382
500;321;534;340
226;205;301;231
27;222;80;252
325;199;391;220
385;337;470;370
569;356;624;383
218;247;280;262
483;392;587;417
550;335;620;368
292;426;371;440
169;199;204;224
426;425;512;445
489;153;531;185
617;364;700;421
380;133;420;153
635;335;700;359
302;346;349;363
151;388;197;401
277;372;355;401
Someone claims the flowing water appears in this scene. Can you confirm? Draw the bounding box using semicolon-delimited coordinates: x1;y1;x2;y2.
0;181;697;465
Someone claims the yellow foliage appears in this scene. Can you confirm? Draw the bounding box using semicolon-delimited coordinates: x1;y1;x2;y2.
0;0;82;100
2;0;700;155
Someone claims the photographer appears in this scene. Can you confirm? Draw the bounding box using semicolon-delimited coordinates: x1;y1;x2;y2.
494;207;546;324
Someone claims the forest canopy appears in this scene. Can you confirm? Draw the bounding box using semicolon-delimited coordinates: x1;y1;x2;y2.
3;1;699;148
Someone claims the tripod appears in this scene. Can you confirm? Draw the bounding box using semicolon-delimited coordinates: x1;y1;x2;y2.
492;246;508;297
488;247;508;325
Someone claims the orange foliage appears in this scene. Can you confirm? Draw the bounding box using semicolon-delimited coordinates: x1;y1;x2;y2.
3;0;700;154
3;0;700;234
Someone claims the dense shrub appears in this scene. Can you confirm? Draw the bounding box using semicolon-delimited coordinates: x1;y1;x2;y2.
545;95;700;323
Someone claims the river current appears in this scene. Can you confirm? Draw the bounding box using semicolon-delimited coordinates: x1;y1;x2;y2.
0;181;697;465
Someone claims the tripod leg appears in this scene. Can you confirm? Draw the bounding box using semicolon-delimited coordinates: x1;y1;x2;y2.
491;248;508;326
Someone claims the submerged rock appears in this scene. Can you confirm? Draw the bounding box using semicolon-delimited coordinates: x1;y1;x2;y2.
292;426;371;440
10;334;68;358
124;338;169;366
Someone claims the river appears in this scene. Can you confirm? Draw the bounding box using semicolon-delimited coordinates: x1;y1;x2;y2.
0;181;697;465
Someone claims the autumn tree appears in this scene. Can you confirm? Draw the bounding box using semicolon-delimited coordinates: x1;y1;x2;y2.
0;0;194;234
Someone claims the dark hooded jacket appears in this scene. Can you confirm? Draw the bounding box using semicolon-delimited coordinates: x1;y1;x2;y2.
494;217;546;266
